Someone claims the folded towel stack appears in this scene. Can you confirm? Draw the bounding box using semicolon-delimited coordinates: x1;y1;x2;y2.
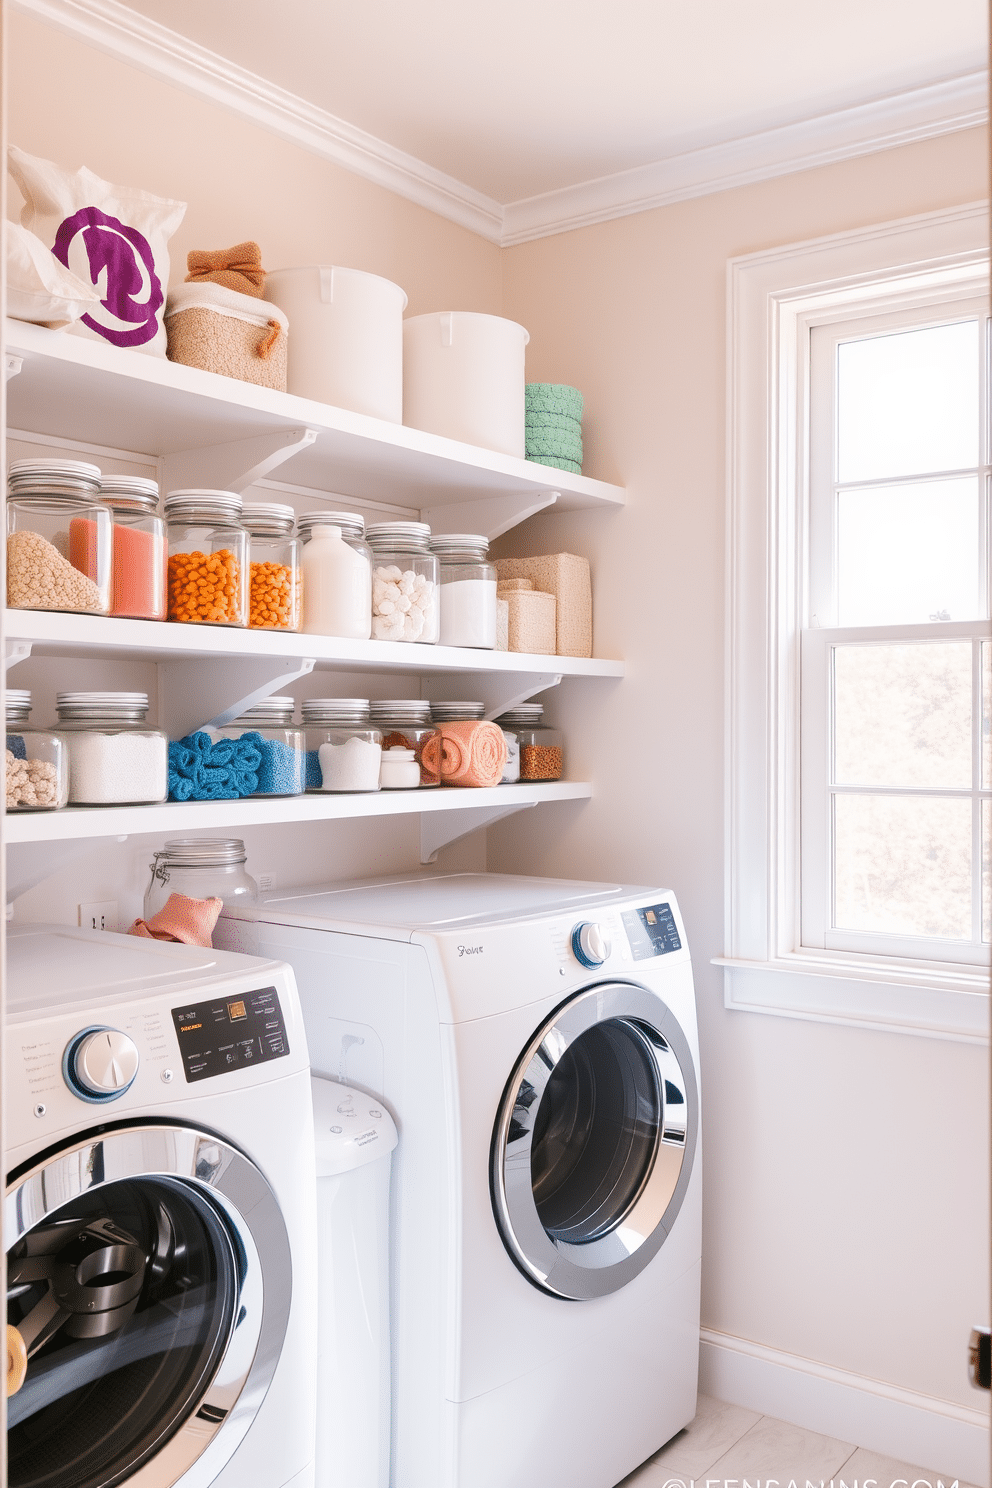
525;383;584;475
168;730;262;800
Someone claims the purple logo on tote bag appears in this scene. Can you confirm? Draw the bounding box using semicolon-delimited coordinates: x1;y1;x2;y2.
52;206;163;347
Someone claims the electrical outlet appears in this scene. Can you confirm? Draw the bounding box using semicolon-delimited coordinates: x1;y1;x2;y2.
78;900;119;932
256;873;276;892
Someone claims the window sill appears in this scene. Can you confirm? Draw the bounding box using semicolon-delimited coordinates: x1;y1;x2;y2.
713;952;989;1043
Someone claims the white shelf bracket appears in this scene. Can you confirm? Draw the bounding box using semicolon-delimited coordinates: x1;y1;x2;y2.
420;800;536;865
422;491;559;542
427;671;563;720
5;640;33;673
160;427;319;495
6;836;128;903
158;656;316;738
5;354;23;382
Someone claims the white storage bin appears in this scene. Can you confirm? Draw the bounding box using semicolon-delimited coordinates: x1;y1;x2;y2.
265;265;407;421
403;311;529;457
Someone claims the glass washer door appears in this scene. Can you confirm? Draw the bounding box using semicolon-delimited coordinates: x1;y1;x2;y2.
5;1123;292;1488
491;982;698;1300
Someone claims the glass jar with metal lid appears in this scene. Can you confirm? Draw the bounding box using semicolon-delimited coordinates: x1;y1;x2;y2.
366;522;439;644
7;458;112;615
297;510;372;640
242;502;302;632
430;700;520;784
215;696;305;797
302;698;382;793
368;700;441;786
164;489;248;627
144;837;258;920
5;689;68;810
55;692;168;804
429;535;497;649
100;475;167;621
493;704;564;781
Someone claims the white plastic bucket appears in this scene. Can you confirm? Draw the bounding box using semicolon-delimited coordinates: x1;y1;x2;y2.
266;266;408;422
403;312;530;457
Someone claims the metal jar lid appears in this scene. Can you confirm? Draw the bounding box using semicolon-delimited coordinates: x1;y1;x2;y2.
429;701;486;721
164;490;244;522
153;837;248;868
5;689;32;723
8;459;103;499
365;521;432;552
242;502;297;538
99;476;160;512
369;699;433;722
296;510;366;542
428;534;490;561
231;695;296;724
494;703;545;725
302;698;372;724
56;690;151;722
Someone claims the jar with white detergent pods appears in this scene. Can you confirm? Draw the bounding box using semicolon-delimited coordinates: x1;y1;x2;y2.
366;523;439;644
429;534;497;649
402;312;529;457
298;511;372;639
55;692;168;805
265;266;408;422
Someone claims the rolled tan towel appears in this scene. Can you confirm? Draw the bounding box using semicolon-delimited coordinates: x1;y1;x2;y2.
439;720;507;788
186;242;266;297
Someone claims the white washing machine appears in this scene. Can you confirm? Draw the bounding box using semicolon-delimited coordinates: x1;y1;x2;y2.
5;923;318;1488
216;871;702;1488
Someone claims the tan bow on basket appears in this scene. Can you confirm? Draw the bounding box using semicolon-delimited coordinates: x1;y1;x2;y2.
185;241;266;297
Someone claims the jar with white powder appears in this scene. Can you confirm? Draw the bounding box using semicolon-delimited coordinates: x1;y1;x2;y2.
55;692;168;805
297;510;372;639
430;535;497;649
302;698;382;792
6;690;68;810
366;522;439;644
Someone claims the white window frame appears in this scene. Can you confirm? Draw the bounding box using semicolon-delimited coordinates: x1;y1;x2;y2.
720;201;991;1044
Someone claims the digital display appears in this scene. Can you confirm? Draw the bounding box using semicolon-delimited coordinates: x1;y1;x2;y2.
171;986;289;1083
620;902;682;961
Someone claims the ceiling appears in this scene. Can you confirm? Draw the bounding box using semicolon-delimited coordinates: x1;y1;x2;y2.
96;0;987;204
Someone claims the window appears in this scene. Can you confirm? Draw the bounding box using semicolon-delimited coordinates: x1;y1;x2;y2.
723;203;990;1041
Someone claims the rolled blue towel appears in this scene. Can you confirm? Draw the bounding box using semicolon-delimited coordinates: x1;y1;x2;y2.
527;454;583;474
525;410;582;434
168;730;261;801
525;383;583;419
525;432;584;461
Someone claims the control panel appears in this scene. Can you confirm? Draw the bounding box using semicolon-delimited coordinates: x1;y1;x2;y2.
171;986;289;1083
621;902;682;960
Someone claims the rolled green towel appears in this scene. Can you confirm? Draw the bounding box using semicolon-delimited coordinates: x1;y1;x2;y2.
525;382;584;419
526;431;584;460
525;410;582;433
527;454;583;474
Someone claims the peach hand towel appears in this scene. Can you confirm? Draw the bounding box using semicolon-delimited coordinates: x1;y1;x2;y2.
128;892;223;948
439;720;506;788
186;242;266;297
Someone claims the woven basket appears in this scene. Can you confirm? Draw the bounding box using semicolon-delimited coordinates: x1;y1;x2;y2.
165;282;288;391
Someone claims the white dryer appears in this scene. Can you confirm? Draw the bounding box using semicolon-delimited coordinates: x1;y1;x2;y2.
5;923;318;1488
216;872;702;1488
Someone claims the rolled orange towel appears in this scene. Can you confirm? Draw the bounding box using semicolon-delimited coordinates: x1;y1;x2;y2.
439;720;507;788
128;892;223;948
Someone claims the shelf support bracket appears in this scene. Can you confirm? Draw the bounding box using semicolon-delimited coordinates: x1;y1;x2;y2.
427;671;562;720
5;354;23;382
6;836;129;904
160;427;319;496
421;491;559;543
158;656;316;738
5;640;33;673
420;800;536;865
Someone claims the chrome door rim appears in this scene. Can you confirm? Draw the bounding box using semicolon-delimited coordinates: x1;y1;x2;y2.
491;982;698;1300
6;1122;292;1488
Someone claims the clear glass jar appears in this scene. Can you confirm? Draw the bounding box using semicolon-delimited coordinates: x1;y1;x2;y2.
429;535;497;649
7;459;112;615
303;698;382;792
5;689;68;811
494;704;564;781
428;701;519;784
366;522;439;644
101;476;167;621
368;700;441;787
55;691;168;804
216;696;306;797
144;837;258;919
164;489;248;627
243;502;302;632
297;510;372;640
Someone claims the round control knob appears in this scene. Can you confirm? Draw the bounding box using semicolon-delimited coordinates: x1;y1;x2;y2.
571;921;612;968
64;1028;139;1102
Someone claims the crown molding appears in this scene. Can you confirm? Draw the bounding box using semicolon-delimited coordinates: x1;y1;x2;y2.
501;69;990;244
10;0;988;248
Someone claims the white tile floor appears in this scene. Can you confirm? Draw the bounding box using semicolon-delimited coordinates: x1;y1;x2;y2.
616;1395;983;1486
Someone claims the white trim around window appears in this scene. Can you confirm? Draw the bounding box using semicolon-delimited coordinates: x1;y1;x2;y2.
720;200;991;1044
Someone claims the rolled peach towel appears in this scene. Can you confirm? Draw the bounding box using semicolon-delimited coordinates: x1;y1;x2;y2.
186;242;266;297
439;720;507;788
128;892;223;948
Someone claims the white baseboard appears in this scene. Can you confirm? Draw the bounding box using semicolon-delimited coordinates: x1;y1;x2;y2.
699;1328;989;1485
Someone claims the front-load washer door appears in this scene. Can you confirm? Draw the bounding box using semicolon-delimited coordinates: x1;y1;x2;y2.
5;1123;292;1488
491;982;698;1300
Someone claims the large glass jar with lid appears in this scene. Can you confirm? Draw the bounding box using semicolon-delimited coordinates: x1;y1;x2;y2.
366;522;439;644
7;458;112;615
368;700;441;786
5;689;68;810
297;510;372;639
493;704;564;781
429;535;497;649
302;698;382;792
100;475;167;621
215;696;305;797
164;489;248;627
54;692;168;804
243;502;302;632
144;837;258;919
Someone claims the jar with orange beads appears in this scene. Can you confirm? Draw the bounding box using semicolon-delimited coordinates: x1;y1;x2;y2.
243;502;302;631
164;490;248;628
